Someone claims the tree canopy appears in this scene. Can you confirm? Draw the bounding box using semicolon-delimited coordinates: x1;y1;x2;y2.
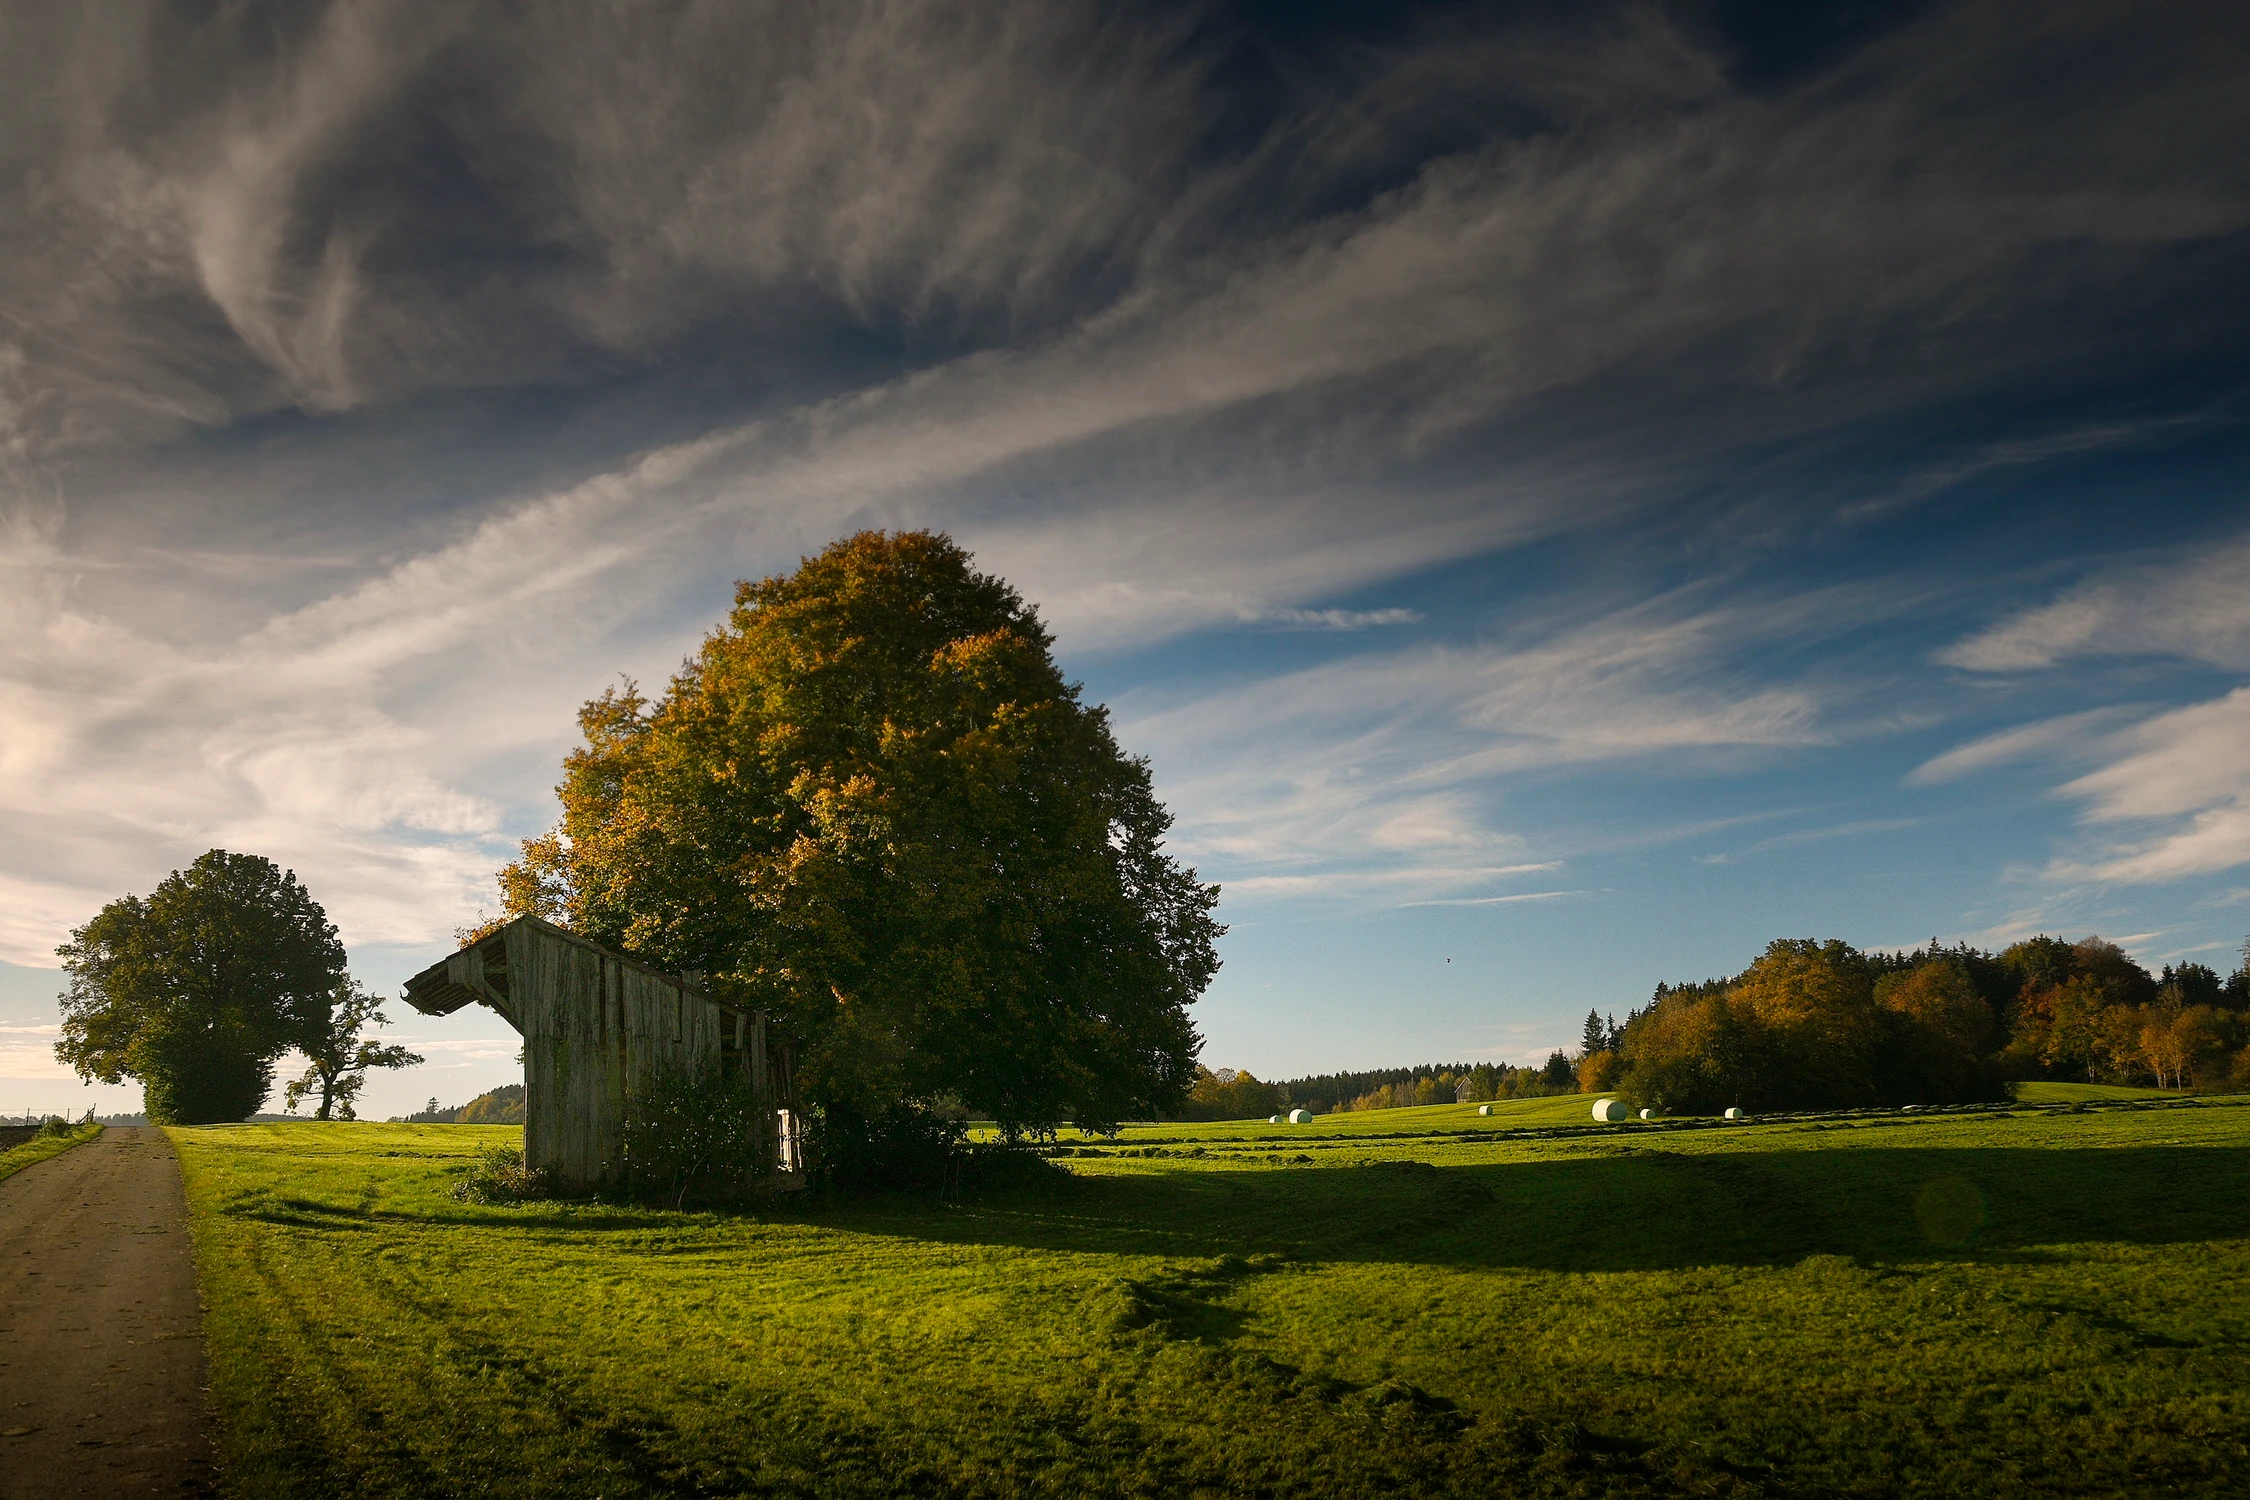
495;530;1222;1134
56;850;346;1124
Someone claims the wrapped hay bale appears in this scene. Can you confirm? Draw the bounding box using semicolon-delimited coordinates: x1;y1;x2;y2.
1269;1115;1284;1125
1639;1108;1655;1120
1288;1108;1313;1124
1724;1107;1745;1120
1590;1099;1629;1123
1477;1104;1494;1116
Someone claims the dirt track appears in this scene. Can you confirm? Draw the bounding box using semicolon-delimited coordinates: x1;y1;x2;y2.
0;1127;213;1496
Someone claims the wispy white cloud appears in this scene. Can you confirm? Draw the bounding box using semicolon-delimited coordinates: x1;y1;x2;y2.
185;3;464;411
1118;596;1830;906
1223;863;1561;903
0;427;762;962
1844;411;2227;521
9;0;2241;475
501;0;1209;338
1906;707;2143;785
2046;688;2250;884
1397;889;1591;909
1939;536;2250;672
1912;694;2250;887
1922;533;2250;884
1690;815;1923;866
1748;818;1922;853
1250;606;1423;631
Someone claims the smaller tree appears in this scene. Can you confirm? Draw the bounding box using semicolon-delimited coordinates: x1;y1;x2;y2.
284;978;424;1121
1581;1009;1608;1057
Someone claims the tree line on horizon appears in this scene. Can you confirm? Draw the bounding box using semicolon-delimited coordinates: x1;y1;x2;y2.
1172;1052;1581;1121
398;1083;525;1124
1183;934;2250;1122
1578;934;2250;1113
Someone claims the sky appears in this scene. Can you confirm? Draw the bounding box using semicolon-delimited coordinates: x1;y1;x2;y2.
3;0;2248;1121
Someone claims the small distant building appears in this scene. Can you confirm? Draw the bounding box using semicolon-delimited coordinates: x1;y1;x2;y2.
402;915;801;1191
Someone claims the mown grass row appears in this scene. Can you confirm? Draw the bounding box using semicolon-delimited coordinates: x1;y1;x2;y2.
173;1096;2250;1498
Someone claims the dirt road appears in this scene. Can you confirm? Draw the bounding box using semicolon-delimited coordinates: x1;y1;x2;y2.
0;1127;213;1496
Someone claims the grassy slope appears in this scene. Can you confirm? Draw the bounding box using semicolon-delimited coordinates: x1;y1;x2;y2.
0;1121;103;1184
2013;1081;2177;1104
173;1102;2250;1499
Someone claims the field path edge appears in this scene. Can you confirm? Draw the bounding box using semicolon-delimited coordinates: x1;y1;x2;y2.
0;1126;216;1497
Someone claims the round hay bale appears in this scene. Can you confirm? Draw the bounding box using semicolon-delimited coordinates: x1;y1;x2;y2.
1477;1104;1494;1116
1724;1106;1745;1120
1268;1115;1284;1125
1590;1098;1629;1123
1639;1107;1655;1120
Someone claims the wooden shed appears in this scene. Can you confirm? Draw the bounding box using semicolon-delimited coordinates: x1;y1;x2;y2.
403;915;801;1191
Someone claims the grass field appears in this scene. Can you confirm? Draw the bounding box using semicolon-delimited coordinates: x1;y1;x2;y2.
976;1081;2179;1146
0;1120;102;1184
2011;1081;2179;1104
173;1096;2250;1498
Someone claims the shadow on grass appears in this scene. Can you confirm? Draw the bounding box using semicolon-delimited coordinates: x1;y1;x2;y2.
217;1193;707;1234
809;1145;2250;1272
215;1144;2250;1273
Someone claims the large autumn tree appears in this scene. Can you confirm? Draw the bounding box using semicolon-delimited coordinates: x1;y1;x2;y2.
496;531;1221;1135
56;850;347;1124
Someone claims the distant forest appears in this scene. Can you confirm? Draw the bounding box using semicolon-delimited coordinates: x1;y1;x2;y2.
395;1083;525;1124
1182;933;2250;1121
1174;1053;1579;1121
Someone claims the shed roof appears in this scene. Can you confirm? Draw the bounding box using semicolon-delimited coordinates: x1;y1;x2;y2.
401;915;733;1022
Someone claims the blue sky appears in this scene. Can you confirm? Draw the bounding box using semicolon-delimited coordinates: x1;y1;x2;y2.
2;0;2247;1120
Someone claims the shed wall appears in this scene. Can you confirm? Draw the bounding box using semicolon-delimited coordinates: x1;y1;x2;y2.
404;916;798;1193
504;923;725;1189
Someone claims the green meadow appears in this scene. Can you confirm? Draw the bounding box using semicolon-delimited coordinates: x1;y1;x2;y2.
173;1092;2250;1498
